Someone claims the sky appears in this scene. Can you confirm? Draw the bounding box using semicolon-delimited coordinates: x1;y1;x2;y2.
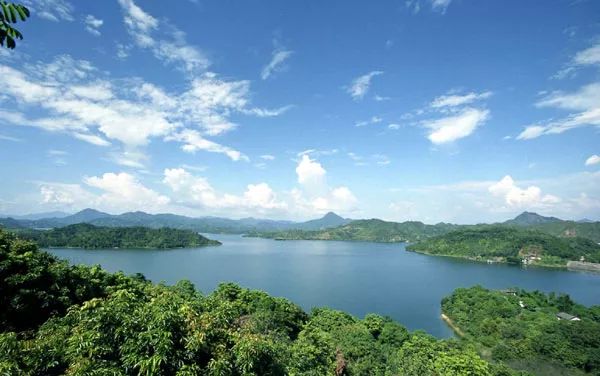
0;0;599;223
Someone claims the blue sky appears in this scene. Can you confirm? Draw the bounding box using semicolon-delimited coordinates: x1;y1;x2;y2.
0;0;599;223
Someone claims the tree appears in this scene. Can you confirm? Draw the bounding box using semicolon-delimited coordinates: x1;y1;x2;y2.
0;1;29;49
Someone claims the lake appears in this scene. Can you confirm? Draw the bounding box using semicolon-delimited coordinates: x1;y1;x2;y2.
47;234;600;338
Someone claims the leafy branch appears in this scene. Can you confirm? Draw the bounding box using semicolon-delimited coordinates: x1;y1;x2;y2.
0;1;30;49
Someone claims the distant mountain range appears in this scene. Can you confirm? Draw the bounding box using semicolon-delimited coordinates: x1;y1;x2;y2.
1;209;598;243
0;209;351;234
248;212;600;244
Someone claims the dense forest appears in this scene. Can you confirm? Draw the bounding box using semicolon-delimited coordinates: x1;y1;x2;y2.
442;286;600;375
0;228;534;375
247;219;460;243
407;226;600;267
16;223;221;249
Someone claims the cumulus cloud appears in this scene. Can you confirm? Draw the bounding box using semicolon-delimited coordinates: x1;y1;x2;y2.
347;71;383;100
292;155;358;215
84;15;103;36
517;82;600;140
40;172;171;213
488;175;560;208
585;154;600;166
261;48;293;80
423;108;489;144
162;168;287;214
296;155;326;187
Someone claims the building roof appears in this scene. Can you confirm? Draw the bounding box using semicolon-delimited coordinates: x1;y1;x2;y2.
556;312;578;320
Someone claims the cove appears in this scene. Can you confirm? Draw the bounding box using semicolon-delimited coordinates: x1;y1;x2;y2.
46;233;600;338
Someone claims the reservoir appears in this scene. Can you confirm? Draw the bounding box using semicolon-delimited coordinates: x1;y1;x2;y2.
47;234;600;338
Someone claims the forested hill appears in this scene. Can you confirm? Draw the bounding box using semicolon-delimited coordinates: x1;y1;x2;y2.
407;226;600;267
442;286;600;375
247;219;460;243
0;228;520;375
17;223;221;249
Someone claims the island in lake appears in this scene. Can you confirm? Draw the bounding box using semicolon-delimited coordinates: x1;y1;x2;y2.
16;223;221;249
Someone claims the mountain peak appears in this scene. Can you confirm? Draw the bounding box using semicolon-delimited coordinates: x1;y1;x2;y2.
506;211;562;226
76;208;105;215
322;212;343;220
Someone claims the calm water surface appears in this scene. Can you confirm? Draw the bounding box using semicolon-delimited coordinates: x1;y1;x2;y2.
47;234;600;338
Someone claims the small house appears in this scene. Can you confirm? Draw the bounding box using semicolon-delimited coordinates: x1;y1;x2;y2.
556;312;581;321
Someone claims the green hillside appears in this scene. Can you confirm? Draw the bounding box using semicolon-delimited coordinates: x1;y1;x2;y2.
442;286;600;375
407;226;600;267
248;219;460;243
17;223;221;249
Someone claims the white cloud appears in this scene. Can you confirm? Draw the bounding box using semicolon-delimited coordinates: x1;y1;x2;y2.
85;172;170;209
406;0;452;14
0;133;21;142
347;71;383;100
574;43;600;66
84;15;103;36
117;0;209;73
430;0;452;13
292;155;358;215
260;154;275;160
166;129;247;161
261;48;293;80
39;173;171;213
34;156;361;219
0;55;288;162
430;91;492;108
162;168;287;214
388;123;401;130
488;175;560;208
388;172;600;223
517;82;600;139
517;125;545;140
554;41;600;79
585;154;600;166
373;154;391;165
355;116;382;127
423;108;489;144
41;183;95;206
110;150;148;169
374;95;391;101
73;133;111;147
24;0;74;22
296;154;326;187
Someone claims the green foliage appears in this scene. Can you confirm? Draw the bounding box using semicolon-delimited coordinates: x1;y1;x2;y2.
442;286;600;375
407;226;600;266
249;219;460;243
17;223;221;249
0;228;501;375
0;1;29;49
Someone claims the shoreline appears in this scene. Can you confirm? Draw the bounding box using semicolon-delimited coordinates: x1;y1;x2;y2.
406;248;576;271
